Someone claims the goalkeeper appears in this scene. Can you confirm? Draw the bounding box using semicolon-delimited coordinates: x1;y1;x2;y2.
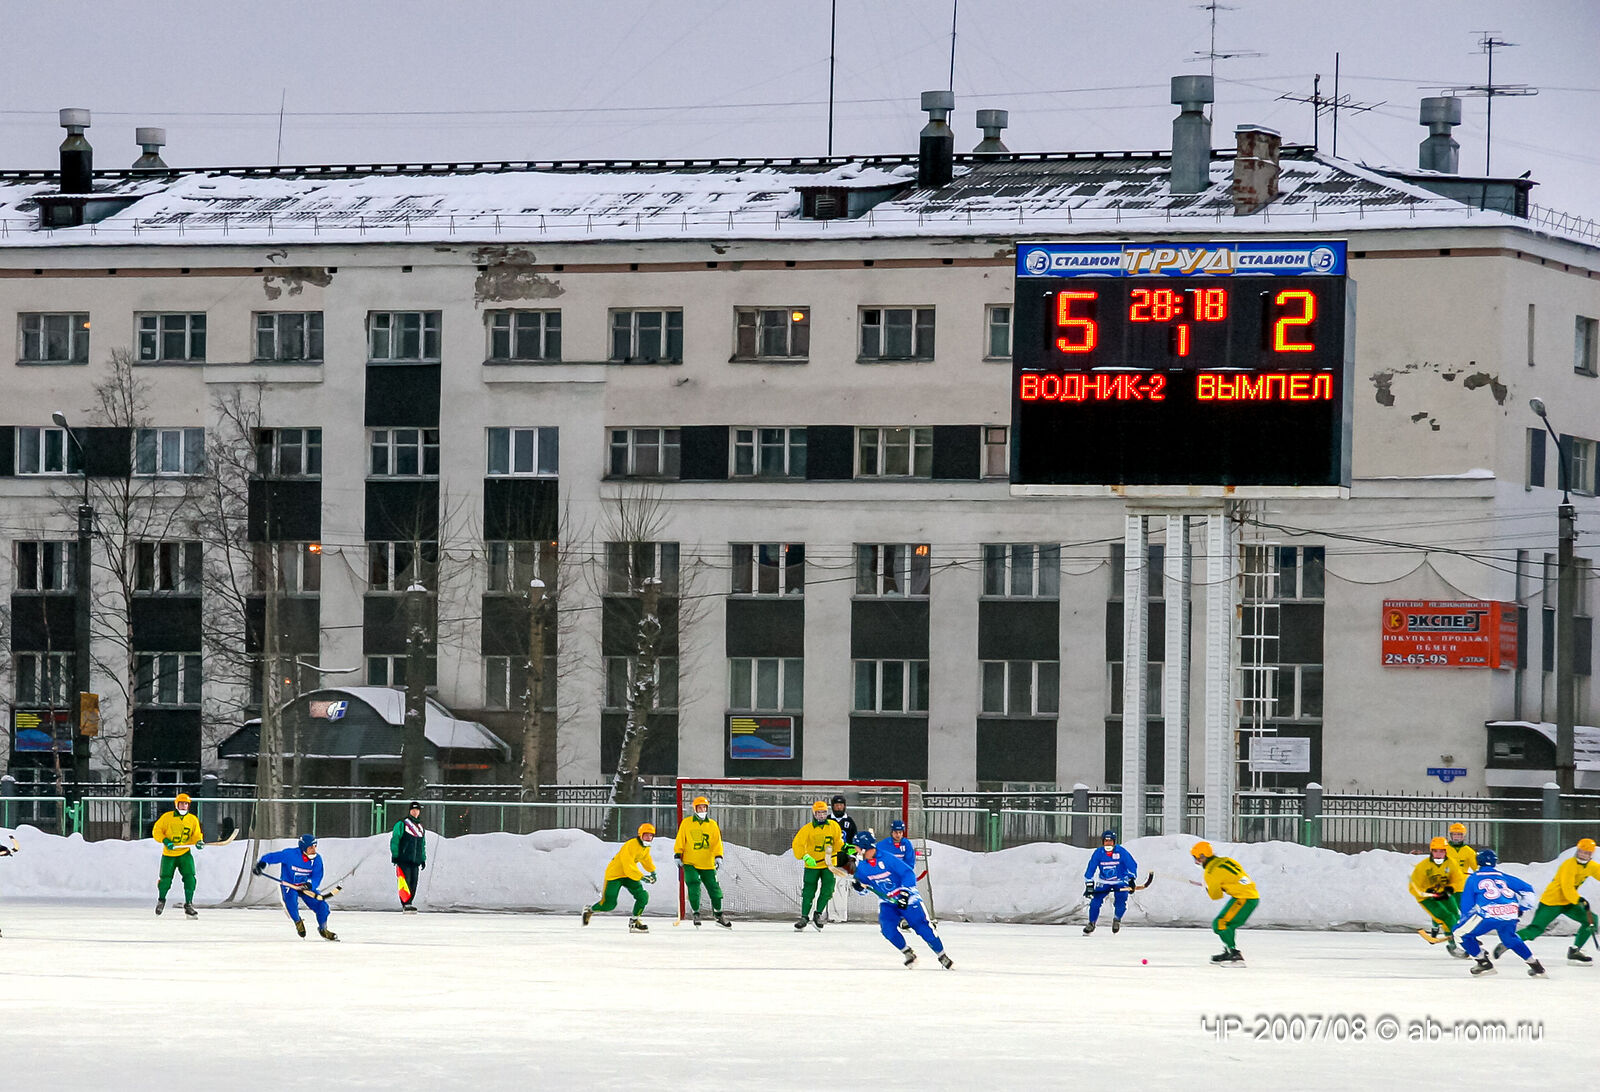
849;831;952;969
791;801;843;931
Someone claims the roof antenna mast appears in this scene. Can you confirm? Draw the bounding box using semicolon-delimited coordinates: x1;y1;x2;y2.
948;0;958;92
1441;32;1538;175
1189;2;1262;88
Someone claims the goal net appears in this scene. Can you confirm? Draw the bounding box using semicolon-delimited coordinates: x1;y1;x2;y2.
671;779;927;921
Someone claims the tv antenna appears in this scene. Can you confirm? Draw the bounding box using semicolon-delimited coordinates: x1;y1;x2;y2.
1278;54;1382;155
1438;32;1538;174
1189;2;1262;80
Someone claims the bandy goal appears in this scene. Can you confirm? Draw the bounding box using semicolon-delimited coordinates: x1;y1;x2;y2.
672;778;930;921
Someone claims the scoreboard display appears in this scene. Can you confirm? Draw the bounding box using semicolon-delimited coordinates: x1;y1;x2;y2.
1010;240;1354;495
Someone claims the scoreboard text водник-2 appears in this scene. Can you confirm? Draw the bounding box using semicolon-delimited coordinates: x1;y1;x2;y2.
1010;241;1354;496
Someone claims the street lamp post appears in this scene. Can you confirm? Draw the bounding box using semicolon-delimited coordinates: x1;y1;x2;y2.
1529;398;1577;795
51;411;93;791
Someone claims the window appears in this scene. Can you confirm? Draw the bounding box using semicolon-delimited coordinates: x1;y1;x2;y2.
610;309;683;363
1566;436;1598;495
1274;546;1326;601
734;307;809;360
981;660;1060;715
860;307;935;361
1527;428;1547;490
1110;544;1166;600
256;427;322;477
252;542;322;594
14;652;73;707
605;541;679;595
19;313;90;363
135;541;202;593
369;428;440;477
15;541;76;591
368;311;441;362
604;656;679;710
728;657;803;712
137;313;205;362
486;427;559;477
487;310;561;362
732;427;806;478
982;544;1061;598
134;427;205;476
366;655;437;688
858;427;933;478
1272;664;1324;719
368;541;439;592
1577;315;1598;377
985;305;1012;360
486;540;558;593
134;653;202;706
484;655;558;710
853;659;928;713
1107;662;1164;717
731;543;804;595
983;426;1009;479
15;426;79;475
855;544;930;597
608;427;680;478
254;312;323;361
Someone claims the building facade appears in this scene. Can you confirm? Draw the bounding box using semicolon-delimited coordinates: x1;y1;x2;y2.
1;106;1597;800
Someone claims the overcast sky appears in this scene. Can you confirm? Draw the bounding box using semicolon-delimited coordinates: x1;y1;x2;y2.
3;0;1596;214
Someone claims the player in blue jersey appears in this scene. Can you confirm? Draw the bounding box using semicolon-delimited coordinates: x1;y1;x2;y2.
1082;829;1139;935
254;834;339;941
849;831;952;969
1453;850;1544;977
877;819;920;932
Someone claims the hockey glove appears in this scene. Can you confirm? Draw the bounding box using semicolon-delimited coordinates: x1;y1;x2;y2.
1083;883;1095;898
252;861;266;876
163;839;176;850
890;888;911;908
642;872;658;885
852;881;866;893
714;856;722;869
802;854;818;867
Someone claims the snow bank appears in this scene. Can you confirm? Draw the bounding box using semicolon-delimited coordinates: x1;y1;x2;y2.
0;826;1584;934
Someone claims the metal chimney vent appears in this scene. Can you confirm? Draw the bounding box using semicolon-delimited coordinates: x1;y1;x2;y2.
134;127;168;170
1170;75;1214;195
58;108;93;195
973;109;1009;155
918;90;955;187
1418;96;1462;174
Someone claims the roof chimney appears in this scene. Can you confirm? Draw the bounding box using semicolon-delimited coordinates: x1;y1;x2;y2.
972;109;1009;155
58;108;92;195
1170;75;1214;195
918;90;955;187
1418;96;1461;174
133;127;168;170
1231;124;1280;215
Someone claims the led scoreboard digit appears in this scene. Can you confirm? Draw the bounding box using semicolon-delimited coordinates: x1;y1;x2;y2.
1010;240;1353;495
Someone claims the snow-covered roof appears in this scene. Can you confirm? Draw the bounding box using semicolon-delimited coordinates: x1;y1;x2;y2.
224;686;510;761
0;148;1587;249
1488;720;1600;771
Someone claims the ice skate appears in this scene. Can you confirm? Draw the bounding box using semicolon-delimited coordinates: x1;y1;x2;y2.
901;946;917;967
319;927;339;942
714;912;732;929
1470;955;1497;976
581;908;593;926
794;916;808;931
937;952;954;969
1112;919;1122;934
1082;922;1096;935
1568;946;1593;965
692;910;701;927
811;911;825;931
183;903;198;919
628;917;648;933
295;920;306;938
1527;959;1547;977
155;899;165;916
1492;942;1507;959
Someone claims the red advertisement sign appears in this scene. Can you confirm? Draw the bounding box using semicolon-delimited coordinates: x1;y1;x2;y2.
1381;600;1517;668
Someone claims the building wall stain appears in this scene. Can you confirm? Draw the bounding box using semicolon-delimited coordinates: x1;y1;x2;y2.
262;267;334;299
471;245;564;304
1370;362;1507;413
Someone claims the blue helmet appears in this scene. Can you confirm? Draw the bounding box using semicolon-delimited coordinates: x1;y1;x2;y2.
890;819;906;833
297;833;318;853
1477;848;1498;869
1102;829;1118;843
853;830;877;852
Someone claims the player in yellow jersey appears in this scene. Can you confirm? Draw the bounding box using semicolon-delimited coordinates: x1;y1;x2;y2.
1410;836;1467;956
792;801;843;931
1510;837;1600;964
1192;841;1258;965
582;823;657;932
1444;822;1479;880
151;793;205;918
674;796;730;928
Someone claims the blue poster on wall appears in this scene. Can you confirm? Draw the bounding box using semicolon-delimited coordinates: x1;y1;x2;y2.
729;716;794;760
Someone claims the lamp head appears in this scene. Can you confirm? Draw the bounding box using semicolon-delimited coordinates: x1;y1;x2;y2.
51;411;69;429
1529;397;1548;419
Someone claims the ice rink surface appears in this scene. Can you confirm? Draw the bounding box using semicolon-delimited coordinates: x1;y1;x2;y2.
0;901;1581;1090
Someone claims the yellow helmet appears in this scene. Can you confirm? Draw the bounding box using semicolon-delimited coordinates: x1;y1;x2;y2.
692;796;709;810
174;793;192;805
637;823;655;839
1448;823;1467;837
1578;838;1597;853
1429;837;1448;852
1191;841;1213;861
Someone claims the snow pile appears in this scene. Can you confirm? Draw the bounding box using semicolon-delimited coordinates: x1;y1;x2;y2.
0;826;1584;934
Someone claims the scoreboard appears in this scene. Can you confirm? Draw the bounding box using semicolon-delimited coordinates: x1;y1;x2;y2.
1010;240;1354;496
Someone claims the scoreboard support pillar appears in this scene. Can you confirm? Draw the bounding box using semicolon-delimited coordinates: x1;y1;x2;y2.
1119;514;1149;839
1202;511;1237;841
1161;515;1191;836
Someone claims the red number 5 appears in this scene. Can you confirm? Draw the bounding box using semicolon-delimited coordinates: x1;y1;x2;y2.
1056;290;1098;353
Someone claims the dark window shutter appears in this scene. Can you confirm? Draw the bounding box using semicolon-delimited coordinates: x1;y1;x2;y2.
804;426;854;480
678;426;730;481
931;425;980;480
482;479;558;540
82;427;133;477
365;364;441;427
0;427;14;476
